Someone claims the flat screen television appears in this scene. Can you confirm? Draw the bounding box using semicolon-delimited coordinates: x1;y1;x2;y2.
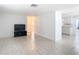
14;24;25;31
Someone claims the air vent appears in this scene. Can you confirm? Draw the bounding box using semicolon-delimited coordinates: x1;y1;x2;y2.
31;4;38;7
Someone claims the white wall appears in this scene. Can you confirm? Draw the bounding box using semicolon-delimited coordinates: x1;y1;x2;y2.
36;11;62;41
36;12;55;40
63;16;72;25
0;12;26;38
73;17;79;29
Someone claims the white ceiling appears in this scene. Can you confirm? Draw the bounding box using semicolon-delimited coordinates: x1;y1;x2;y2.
0;4;79;15
62;7;79;17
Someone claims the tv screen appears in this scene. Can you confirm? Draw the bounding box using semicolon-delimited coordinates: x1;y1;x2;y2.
14;24;25;31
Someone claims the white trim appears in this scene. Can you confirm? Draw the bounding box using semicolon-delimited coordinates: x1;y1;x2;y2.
35;33;53;40
0;36;14;39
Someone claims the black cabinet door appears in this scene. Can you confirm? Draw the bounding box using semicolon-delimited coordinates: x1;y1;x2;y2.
14;31;27;37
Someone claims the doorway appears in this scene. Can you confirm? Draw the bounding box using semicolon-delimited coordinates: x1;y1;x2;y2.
26;16;37;38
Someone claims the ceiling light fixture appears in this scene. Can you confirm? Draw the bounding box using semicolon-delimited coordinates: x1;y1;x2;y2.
31;4;38;7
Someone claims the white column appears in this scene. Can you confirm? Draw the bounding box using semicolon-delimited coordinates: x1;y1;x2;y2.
55;11;62;41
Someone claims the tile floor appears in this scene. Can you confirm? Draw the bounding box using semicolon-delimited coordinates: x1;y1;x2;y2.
0;35;55;55
0;31;79;55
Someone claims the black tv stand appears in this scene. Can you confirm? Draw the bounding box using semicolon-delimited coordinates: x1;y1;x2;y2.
14;24;27;37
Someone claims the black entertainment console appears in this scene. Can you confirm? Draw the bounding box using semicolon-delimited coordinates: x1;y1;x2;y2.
14;24;27;37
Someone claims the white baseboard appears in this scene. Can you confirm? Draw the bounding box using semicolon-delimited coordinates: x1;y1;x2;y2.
0;36;14;39
35;33;53;40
